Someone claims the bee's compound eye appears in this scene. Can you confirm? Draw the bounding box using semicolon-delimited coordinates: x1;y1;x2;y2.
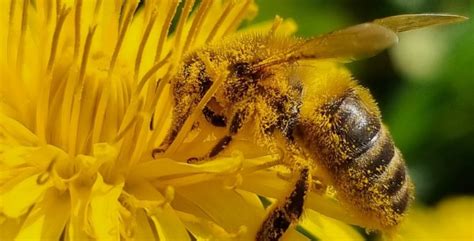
336;96;380;153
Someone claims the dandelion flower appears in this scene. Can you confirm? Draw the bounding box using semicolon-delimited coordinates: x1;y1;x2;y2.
1;0;364;240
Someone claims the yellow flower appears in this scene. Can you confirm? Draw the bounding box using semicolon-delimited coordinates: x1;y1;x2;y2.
0;0;364;240
388;196;474;241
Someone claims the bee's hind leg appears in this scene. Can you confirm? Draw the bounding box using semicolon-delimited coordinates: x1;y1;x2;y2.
256;167;311;241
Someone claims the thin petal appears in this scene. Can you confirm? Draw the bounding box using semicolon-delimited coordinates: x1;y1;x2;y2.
0;174;52;217
0;215;24;241
131;155;242;183
0;145;39;167
124;178;190;240
305;192;360;227
14;188;70;241
149;204;191;241
281;228;311;241
124;177;166;202
241;170;359;226
239;18;298;36
133;209;158;241
66;180;94;241
0;112;39;146
240;170;292;200
174;179;265;239
177;210;234;241
89;175;124;241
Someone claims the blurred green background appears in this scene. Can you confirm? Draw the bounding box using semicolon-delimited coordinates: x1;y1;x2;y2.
253;0;473;205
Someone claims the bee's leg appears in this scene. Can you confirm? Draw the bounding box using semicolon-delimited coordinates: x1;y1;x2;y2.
256;167;310;241
202;106;227;127
209;106;250;157
187;107;250;163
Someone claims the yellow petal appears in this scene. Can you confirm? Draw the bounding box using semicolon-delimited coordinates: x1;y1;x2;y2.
0;215;24;241
124;177;166;203
0;112;39;147
281;228;310;241
131;155;242;181
66;180;94;241
149;204;191;241
176;210;235;241
241;170;360;227
240;170;292;200
305;192;359;227
174;179;265;239
0;145;38;167
89;175;124;241
239;18;298;36
0;174;52;217
14;188;70;241
300;209;364;241
133;209;157;241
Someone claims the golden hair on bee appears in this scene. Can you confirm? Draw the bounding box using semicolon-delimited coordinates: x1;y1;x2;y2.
154;14;467;240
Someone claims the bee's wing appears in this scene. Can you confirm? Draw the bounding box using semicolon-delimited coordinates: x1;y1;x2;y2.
373;14;468;32
294;23;398;62
291;14;467;63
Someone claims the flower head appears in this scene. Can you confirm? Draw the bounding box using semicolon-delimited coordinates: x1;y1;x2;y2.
1;0;364;240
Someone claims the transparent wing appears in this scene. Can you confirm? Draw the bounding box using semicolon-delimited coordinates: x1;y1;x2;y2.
256;14;467;67
295;22;399;62
373;14;468;32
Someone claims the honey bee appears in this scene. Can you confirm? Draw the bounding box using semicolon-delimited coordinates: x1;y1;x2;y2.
154;14;467;240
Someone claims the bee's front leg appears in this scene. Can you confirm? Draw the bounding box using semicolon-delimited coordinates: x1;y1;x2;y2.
187;106;251;163
202;106;227;127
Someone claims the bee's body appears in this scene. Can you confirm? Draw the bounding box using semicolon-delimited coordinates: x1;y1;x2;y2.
166;35;303;147
155;14;466;240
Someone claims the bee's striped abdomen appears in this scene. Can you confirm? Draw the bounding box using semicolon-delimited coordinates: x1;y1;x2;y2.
298;90;414;229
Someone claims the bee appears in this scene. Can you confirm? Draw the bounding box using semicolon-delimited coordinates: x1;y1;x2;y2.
154;14;467;240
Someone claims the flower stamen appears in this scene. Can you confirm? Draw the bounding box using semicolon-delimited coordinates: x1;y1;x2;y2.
92;0;103;25
165;72;227;155
69;26;97;156
206;0;235;43
91;1;137;145
36;5;71;143
223;174;243;190
7;0;17;63
173;0;195;58
155;0;180;62
136;52;172;97
134;9;158;81
268;15;284;38
46;5;72;73
223;0;253;36
16;0;29;76
114;99;144;144
109;0;138;75
73;0;83;60
176;211;249;239
182;0;212;54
